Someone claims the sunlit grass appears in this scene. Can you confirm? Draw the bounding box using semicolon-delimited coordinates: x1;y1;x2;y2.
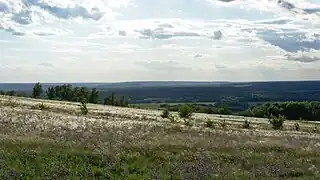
0;95;319;179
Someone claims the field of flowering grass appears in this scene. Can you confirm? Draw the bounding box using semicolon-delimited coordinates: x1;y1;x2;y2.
0;95;319;179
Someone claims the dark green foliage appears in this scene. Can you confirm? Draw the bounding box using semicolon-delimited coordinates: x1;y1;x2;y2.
269;115;286;130
103;97;108;105
32;82;43;98
79;101;88;115
111;92;115;105
79;87;90;102
46;87;55;100
119;96;128;107
104;93;128;107
216;104;232;115
42;84;110;106
241;102;320;121
119;97;127;107
89;88;100;104
238;106;266;118
72;87;80;101
104;92;115;106
110;92;115;106
53;84;75;101
140;101;320;122
242;120;250;129
205;120;214;128
178;104;193;119
161;109;170;119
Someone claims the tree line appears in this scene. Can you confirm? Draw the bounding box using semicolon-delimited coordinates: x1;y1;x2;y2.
159;101;320;121
2;83;319;121
239;101;320;121
1;82;128;107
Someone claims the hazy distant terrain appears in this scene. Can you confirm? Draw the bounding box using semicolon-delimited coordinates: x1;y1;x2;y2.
0;81;230;91
1;81;320;104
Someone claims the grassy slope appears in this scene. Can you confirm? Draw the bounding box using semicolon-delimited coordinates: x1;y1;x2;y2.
0;95;319;179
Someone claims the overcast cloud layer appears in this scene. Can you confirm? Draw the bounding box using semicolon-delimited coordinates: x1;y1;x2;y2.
0;0;319;82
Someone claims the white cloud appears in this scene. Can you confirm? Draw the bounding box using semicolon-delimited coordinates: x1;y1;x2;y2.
0;0;319;82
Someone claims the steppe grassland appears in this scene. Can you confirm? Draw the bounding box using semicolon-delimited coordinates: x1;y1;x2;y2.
0;95;319;179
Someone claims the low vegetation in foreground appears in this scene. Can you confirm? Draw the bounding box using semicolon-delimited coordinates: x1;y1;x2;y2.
0;95;320;179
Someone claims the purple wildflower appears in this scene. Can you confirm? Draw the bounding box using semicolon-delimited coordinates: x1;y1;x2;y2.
9;169;15;177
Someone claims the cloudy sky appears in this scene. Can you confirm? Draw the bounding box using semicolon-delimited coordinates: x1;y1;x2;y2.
0;0;319;82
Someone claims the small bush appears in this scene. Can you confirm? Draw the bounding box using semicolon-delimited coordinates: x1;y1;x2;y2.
161;109;170;119
313;126;319;133
294;122;300;131
205;119;215;128
80;101;88;115
39;103;49;110
268;115;286;130
220;119;227;129
179;104;193;119
242;120;250;129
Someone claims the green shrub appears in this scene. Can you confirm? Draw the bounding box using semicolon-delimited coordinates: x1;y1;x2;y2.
178;104;193;119
80;101;88;115
294;122;300;131
242;120;250;129
268;115;286;130
217;106;231;115
161;109;170;119
205;119;215;128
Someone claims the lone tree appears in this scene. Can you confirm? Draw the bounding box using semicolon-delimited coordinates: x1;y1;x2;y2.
32;82;43;98
179;104;193;119
119;96;128;107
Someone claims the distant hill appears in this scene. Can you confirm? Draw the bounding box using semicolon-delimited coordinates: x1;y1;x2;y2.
1;81;319;104
94;81;230;89
102;81;320;103
0;81;230;91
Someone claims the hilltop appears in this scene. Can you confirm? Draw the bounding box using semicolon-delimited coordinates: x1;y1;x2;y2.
0;95;319;179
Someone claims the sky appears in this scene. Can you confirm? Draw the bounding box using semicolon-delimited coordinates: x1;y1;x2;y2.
0;0;319;83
